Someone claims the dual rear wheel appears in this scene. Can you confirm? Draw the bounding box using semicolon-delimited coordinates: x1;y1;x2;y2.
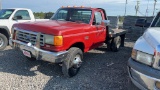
107;36;121;52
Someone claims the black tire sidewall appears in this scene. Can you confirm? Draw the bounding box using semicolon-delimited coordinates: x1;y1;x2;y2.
112;36;121;52
62;47;83;77
0;33;8;50
107;40;112;51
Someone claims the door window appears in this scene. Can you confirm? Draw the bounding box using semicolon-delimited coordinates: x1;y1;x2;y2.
14;10;31;20
94;12;102;25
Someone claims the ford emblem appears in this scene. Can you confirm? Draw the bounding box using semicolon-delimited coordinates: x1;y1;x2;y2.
26;35;31;40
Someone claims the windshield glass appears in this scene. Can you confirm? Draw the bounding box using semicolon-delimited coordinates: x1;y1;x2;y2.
0;9;15;19
155;17;160;27
51;8;92;24
151;12;160;27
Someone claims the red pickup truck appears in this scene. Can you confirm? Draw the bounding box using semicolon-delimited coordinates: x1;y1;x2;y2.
9;7;126;77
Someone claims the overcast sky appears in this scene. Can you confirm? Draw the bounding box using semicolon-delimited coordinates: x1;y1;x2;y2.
1;0;160;16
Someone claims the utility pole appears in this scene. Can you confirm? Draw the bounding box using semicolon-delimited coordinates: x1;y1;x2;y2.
153;0;157;16
145;0;149;16
124;0;127;16
0;0;2;10
135;0;140;16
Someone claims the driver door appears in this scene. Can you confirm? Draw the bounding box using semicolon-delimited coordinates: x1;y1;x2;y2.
93;11;106;43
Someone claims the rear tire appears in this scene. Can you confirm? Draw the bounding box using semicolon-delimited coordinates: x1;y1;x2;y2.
107;39;112;51
0;33;8;50
62;47;83;77
111;36;121;52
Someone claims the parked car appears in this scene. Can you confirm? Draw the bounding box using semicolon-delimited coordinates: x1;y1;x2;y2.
128;12;160;89
9;6;126;77
0;8;48;50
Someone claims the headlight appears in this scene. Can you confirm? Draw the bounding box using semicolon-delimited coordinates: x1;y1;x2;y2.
44;34;54;45
131;49;153;66
44;34;63;46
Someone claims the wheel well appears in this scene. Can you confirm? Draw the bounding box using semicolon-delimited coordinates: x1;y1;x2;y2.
69;42;85;52
0;28;10;39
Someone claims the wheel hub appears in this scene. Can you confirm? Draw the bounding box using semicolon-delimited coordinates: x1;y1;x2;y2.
117;38;121;48
72;55;82;68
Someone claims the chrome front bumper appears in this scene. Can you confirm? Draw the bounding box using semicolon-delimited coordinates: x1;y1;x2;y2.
128;58;160;90
9;38;68;63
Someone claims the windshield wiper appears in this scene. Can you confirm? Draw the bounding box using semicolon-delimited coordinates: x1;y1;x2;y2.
68;19;84;23
68;19;76;22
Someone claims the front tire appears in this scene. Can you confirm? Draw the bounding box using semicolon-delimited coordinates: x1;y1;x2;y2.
62;47;83;77
0;33;8;50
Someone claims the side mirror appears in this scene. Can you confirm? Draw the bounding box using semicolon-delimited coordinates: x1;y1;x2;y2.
135;18;147;27
13;16;22;20
102;20;110;26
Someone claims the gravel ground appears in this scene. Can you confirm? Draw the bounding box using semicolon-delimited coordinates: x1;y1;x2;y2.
0;39;139;90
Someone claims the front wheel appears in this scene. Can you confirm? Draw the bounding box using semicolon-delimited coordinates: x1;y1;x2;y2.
62;47;83;77
0;33;8;50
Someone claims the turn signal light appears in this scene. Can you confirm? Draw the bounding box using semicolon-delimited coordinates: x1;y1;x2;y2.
131;49;137;59
81;6;84;8
61;6;90;8
54;36;63;46
155;81;160;89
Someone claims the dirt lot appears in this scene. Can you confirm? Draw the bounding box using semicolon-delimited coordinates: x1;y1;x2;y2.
0;39;139;90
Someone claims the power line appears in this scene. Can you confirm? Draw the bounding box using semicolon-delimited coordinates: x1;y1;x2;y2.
145;0;150;16
138;10;145;16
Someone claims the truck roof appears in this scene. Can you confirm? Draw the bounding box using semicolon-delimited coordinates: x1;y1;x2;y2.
3;8;31;10
60;7;107;20
61;7;102;11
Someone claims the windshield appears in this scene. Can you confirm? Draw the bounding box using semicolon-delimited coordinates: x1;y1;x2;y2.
51;8;92;24
0;9;15;19
155;17;160;27
151;12;160;27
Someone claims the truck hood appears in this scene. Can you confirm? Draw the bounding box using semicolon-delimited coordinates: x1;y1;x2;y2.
13;20;90;35
143;27;160;49
133;27;160;55
0;19;9;26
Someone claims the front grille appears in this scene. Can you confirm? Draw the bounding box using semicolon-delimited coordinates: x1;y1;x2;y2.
16;31;44;46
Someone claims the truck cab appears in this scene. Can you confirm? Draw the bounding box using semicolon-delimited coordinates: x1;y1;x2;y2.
128;12;160;89
0;8;44;50
10;7;126;77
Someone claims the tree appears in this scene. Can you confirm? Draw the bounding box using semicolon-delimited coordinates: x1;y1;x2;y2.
34;12;54;19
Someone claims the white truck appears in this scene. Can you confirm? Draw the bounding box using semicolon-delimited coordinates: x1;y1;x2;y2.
128;12;160;90
0;8;48;50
